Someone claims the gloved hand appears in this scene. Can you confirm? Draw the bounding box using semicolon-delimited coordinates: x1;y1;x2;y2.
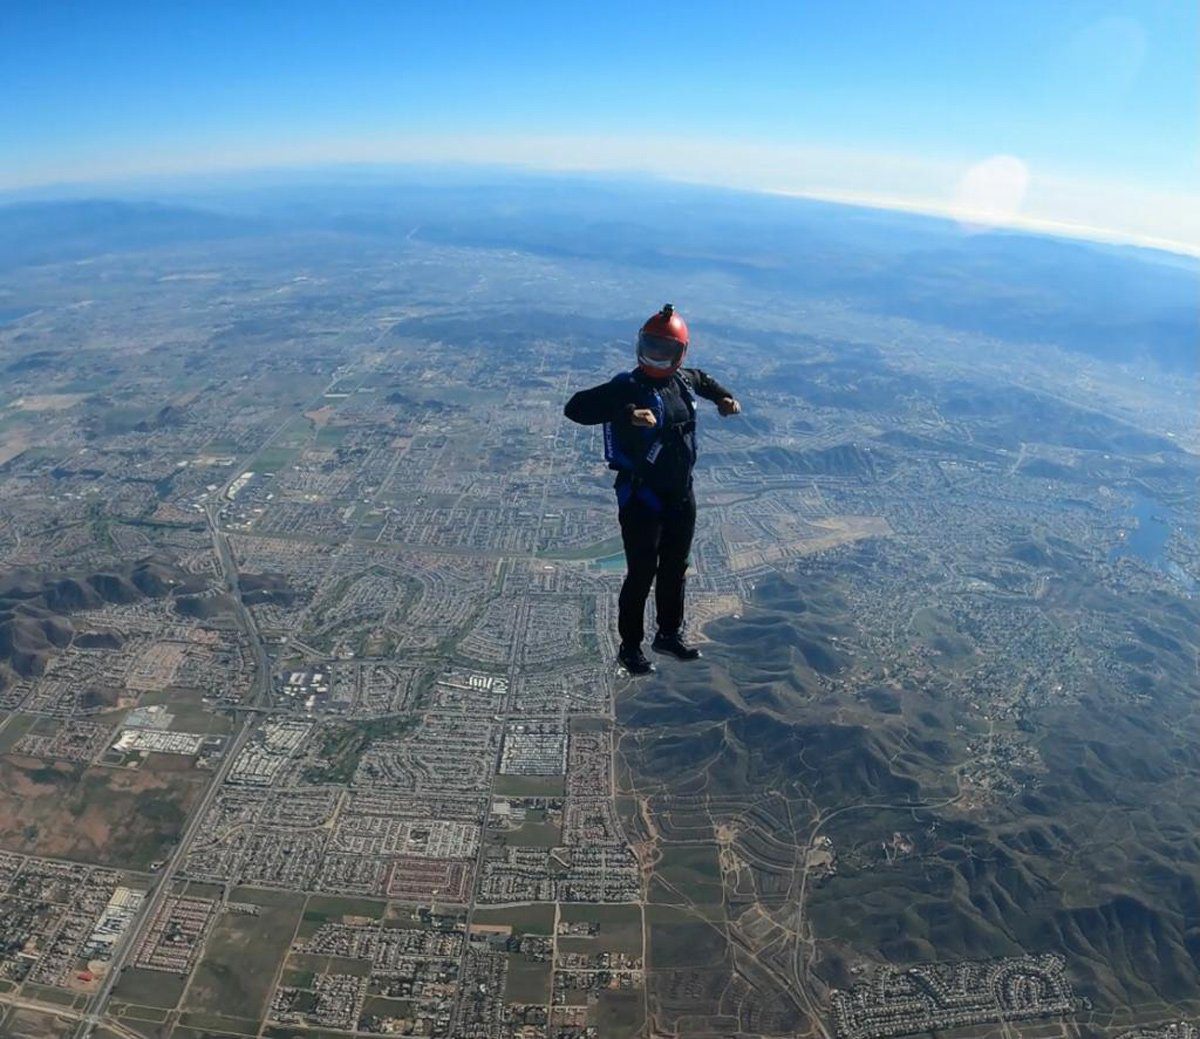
717;397;741;417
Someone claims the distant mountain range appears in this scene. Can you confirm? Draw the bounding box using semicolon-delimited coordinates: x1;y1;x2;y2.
2;172;1197;372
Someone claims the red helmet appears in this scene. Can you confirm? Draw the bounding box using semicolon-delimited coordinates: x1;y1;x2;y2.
637;303;688;379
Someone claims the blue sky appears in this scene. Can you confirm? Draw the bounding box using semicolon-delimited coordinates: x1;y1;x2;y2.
2;1;1196;250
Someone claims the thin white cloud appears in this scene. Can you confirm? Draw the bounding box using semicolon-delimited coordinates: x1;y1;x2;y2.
4;133;1197;256
950;155;1030;230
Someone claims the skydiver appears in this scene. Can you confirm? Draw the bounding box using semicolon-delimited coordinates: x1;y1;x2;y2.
564;304;741;676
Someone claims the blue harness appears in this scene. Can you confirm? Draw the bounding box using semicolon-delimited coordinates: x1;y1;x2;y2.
603;371;696;513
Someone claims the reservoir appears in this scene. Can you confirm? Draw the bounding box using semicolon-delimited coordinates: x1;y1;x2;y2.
1109;490;1196;593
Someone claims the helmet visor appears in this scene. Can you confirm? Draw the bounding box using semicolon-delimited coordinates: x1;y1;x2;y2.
637;333;685;370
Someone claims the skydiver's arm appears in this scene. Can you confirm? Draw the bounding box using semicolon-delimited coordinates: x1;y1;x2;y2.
563;379;631;426
687;369;737;406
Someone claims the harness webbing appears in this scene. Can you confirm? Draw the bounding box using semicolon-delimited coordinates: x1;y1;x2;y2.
602;371;696;512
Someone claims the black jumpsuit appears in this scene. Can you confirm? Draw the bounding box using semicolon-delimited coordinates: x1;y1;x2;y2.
564;368;734;648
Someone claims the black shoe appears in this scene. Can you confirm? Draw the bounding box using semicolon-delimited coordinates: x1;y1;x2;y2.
618;643;655;676
652;632;701;661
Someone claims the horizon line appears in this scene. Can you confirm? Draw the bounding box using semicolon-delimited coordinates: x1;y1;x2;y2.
3;152;1198;261
758;185;1200;259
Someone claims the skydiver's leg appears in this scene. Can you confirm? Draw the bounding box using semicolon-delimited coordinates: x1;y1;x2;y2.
618;499;662;648
654;492;696;638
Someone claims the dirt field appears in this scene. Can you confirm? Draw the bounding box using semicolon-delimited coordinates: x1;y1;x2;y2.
0;1007;76;1039
0;434;29;467
0;753;208;869
11;394;88;412
303;405;335;427
725;514;892;572
184;888;306;1028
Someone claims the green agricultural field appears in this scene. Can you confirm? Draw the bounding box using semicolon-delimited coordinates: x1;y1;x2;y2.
183;888;305;1027
492;774;565;797
284;952;372;978
197;436;242;456
558;904;643;954
569;716;610;734
504;953;551;1002
648;915;728;971
178;1010;259;1036
1;1006;77;1039
539;534;624;561
644;902;725;925
134;693;234;736
16;984;78;1008
314;425;351;448
172;1029;254;1039
471;903;555;935
278;967;315;989
557;988;590;1007
593;990;645;1039
248;446;299;472
118;1005;169;1023
301;892;387;923
180;880;226;901
0;713;39;753
358;994;414;1025
111;967;188;1009
263;1026;348;1039
653;843;724;905
490;818;561;847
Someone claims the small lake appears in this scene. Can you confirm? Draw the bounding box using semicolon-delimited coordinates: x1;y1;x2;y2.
1109;490;1196;593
